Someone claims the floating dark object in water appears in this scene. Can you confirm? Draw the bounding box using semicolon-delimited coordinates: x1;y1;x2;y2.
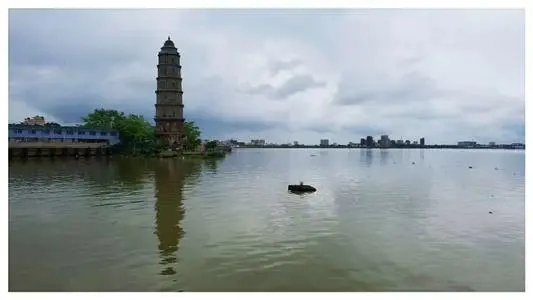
495;167;499;170
412;162;415;165
311;154;316;157
489;211;493;214
490;194;494;197
468;166;473;169
288;182;317;193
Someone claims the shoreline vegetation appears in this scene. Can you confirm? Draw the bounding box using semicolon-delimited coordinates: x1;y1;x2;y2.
10;108;524;157
65;108;231;159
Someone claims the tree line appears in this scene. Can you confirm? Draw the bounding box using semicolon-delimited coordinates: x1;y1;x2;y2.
10;109;204;155
81;109;203;155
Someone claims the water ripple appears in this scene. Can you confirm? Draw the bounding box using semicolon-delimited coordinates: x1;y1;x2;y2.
9;150;525;291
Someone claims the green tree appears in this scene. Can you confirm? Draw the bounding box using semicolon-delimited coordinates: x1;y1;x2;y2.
184;121;202;151
82;109;125;129
82;109;205;155
44;122;61;128
115;114;156;155
205;140;218;151
82;109;157;155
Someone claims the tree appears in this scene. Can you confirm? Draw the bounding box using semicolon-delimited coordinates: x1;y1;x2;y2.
82;109;156;155
205;140;218;151
82;109;125;130
81;109;205;155
183;121;202;151
44;122;61;128
115;114;156;155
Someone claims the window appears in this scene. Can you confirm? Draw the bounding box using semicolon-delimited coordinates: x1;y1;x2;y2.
79;131;85;135
100;131;107;136
66;130;74;135
89;131;96;136
43;130;50;134
31;130;36;134
110;132;117;136
16;129;22;134
54;129;62;134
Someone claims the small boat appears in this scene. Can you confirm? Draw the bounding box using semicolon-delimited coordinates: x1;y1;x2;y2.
288;182;317;193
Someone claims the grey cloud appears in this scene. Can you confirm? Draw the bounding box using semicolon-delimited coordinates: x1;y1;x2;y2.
46;101;101;124
268;59;303;76
396;56;424;68
276;75;327;98
301;124;335;134
8;9;524;144
334;72;439;106
244;74;326;99
244;83;275;95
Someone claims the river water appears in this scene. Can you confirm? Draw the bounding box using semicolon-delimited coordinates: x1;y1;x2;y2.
8;149;525;291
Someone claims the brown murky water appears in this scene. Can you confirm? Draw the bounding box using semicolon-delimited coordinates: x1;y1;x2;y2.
9;149;525;291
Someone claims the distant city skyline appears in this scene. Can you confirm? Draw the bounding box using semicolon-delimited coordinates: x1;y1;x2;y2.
8;9;525;145
7;115;520;147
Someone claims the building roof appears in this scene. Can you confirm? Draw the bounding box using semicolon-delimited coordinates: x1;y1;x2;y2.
163;36;176;48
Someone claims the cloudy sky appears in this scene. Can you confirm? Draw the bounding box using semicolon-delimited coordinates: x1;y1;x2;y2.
9;9;524;144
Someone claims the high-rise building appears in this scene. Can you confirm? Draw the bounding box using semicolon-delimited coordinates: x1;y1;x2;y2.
366;136;374;148
380;135;391;148
420;137;425;146
154;37;185;150
251;139;266;146
360;138;366;146
320;139;329;147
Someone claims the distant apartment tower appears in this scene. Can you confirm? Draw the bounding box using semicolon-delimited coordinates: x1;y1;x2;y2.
380;135;391;148
489;141;496;147
420;137;425;146
320;139;329;147
360;138;366;147
366;136;374;148
23;115;46;126
251;139;266;146
294;141;299;146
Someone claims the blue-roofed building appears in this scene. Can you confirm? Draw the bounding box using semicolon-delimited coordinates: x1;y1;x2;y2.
8;125;120;145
